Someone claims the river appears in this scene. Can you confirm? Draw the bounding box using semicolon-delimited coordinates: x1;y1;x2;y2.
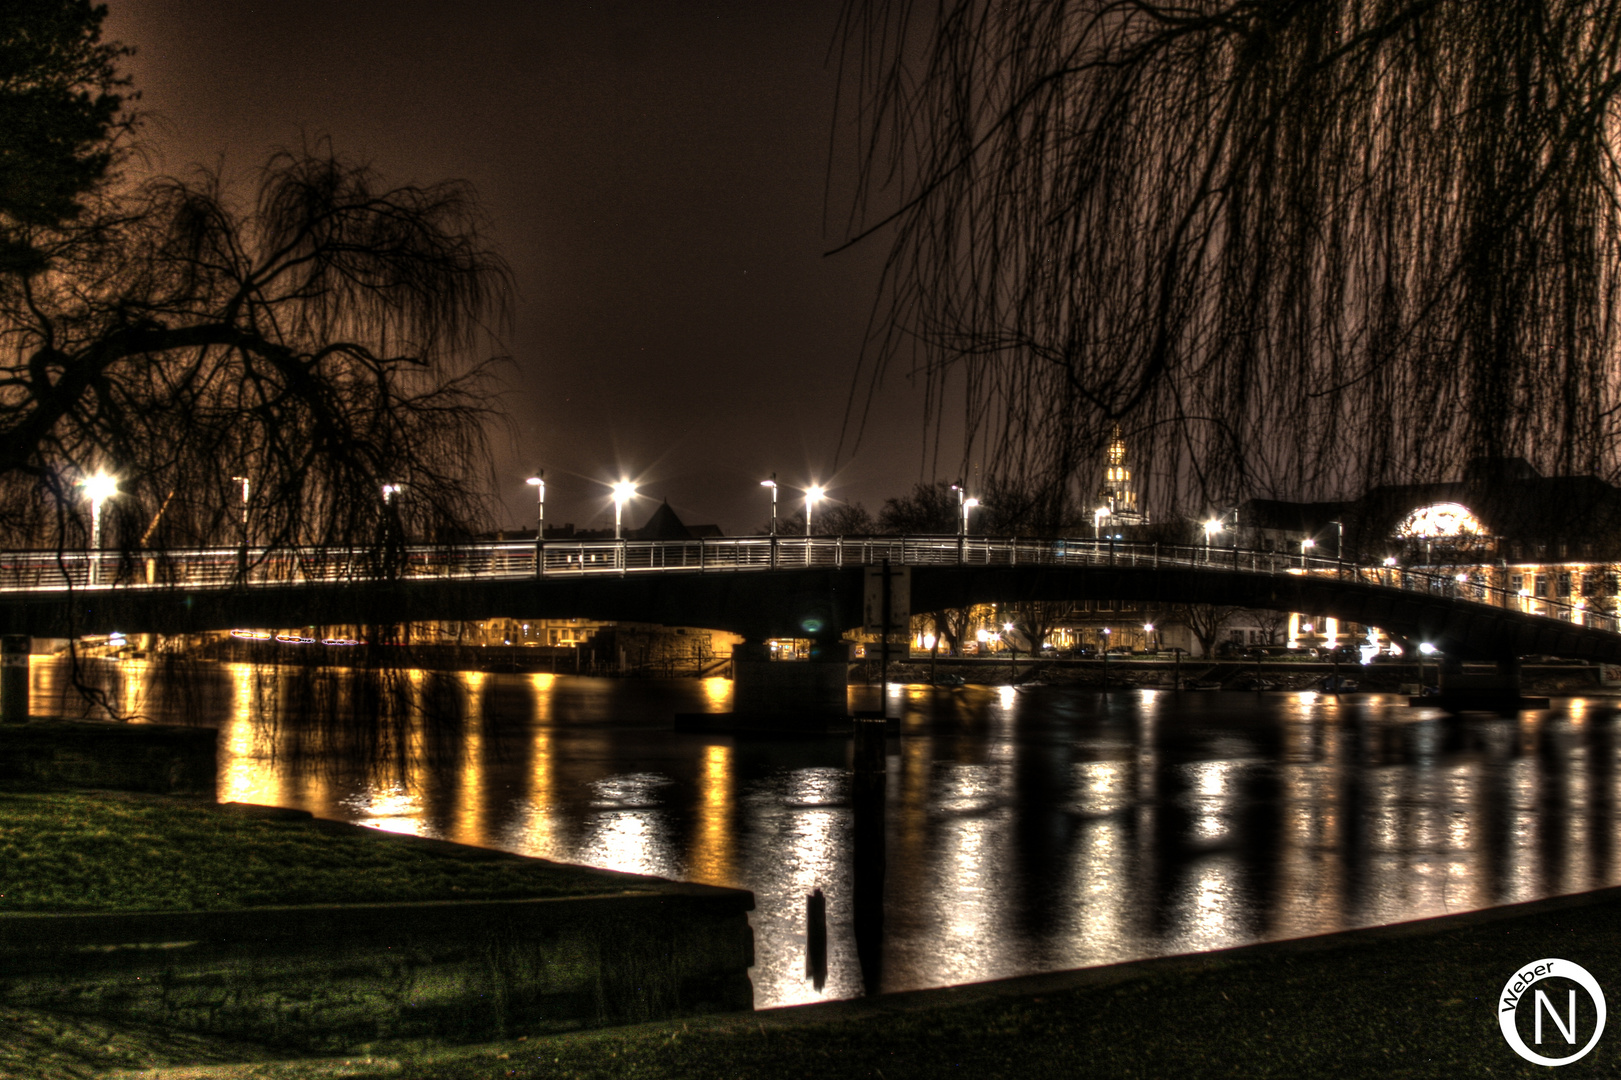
28;656;1621;1009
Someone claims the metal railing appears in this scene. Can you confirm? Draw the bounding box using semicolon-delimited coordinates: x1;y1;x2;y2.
0;536;1607;632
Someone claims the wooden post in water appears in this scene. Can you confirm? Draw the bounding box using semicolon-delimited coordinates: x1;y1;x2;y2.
806;887;827;991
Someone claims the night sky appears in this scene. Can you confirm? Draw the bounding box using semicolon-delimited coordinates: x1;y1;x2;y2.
107;1;948;535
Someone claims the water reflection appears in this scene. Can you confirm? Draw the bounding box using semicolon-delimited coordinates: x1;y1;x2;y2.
26;659;1621;1009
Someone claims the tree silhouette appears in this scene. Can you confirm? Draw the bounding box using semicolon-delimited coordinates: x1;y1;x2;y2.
1;145;511;563
836;1;1621;513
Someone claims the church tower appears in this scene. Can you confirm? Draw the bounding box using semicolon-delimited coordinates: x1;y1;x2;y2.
1098;424;1146;523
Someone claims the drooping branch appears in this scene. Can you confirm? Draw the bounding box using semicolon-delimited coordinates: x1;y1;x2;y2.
0;144;512;556
835;0;1621;513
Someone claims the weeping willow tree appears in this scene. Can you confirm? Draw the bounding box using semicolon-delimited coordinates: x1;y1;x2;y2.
0;147;511;560
0;4;512;729
834;0;1621;515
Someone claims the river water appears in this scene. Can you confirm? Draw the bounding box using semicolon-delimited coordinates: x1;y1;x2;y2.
28;657;1621;1009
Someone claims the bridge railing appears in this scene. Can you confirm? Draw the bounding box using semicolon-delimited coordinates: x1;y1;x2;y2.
0;534;1607;632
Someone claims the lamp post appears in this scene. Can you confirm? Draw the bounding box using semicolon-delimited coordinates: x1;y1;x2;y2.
761;475;778;568
761;475;778;535
527;472;545;575
1203;517;1221;560
1094;505;1111;541
962;497;980;536
81;471;117;586
1301;536;1315;568
612;480;636;573
1418;641;1436;694
805;484;824;537
612;481;636;540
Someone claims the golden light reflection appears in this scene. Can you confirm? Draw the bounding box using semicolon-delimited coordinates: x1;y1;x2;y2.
354;787;425;835
509;672;559;857
689;743;736;884
450;671;487;847
219;663;281;807
701;676;731;711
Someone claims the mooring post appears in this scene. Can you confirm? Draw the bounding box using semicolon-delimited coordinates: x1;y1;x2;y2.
806;887;828;990
1;635;29;724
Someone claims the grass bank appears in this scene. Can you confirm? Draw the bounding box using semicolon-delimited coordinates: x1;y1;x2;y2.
0;789;633;913
20;885;1615;1079
352;885;1621;1079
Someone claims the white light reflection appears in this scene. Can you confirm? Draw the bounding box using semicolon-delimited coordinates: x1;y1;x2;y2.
1182;760;1239;842
1165;855;1245;954
923;763;1020;986
746;767;852;1008
579;773;677;879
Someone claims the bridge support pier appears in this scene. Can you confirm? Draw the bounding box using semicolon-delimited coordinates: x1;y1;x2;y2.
676;638;852;734
1418;657;1549;713
1;635;28;724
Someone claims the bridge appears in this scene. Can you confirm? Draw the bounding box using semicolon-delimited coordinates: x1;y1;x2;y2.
2;536;1617;666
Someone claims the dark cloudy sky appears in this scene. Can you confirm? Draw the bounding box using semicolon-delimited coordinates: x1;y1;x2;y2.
106;0;953;534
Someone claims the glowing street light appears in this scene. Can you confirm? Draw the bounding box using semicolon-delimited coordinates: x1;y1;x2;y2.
761;474;778;536
611;480;637;540
526;472;546;533
381;483;403;503
805;484;825;537
1093;505;1111;539
1301;536;1315;568
962;497;980;537
80;471;117;585
526;472;546;574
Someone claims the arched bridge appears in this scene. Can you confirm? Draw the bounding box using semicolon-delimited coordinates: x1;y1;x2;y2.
2;537;1618;664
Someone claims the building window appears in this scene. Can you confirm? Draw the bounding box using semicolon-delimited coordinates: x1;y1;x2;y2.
1510;573;1524;592
1535;576;1549;598
1558;573;1572;597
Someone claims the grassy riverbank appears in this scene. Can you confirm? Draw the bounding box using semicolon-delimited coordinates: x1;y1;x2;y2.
4;786;1616;1078
18;882;1620;1078
0;788;633;913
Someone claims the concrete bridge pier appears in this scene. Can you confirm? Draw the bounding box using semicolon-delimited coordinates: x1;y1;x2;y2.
677;637;853;734
1423;657;1549;713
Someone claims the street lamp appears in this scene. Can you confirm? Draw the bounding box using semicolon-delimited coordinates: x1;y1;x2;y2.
1203;517;1222;557
962;497;980;537
81;471;117;585
1094;505;1111;540
527;472;545;573
611;481;636;540
1144;622;1156;650
1301;536;1315;568
1418;641;1436;694
805;484;825;537
381;483;403;504
761;474;777;536
526;472;545;534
